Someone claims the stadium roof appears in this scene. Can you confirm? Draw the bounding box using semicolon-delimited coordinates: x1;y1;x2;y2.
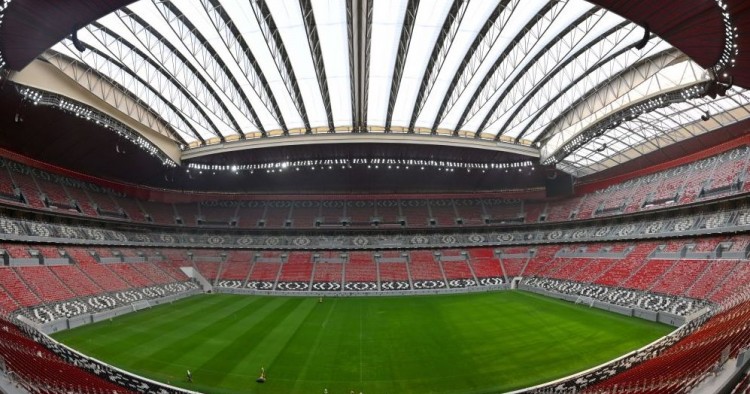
0;0;747;178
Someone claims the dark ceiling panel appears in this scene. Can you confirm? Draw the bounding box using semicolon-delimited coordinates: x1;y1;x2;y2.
588;0;748;87
0;0;135;70
0;87;546;194
0;0;747;194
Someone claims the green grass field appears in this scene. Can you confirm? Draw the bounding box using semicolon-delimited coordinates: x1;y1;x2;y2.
52;291;671;394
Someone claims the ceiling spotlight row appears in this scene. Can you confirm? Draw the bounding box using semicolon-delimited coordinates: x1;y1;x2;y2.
18;86;176;167
715;0;739;72
186;158;536;174
544;84;707;165
0;0;12;70
681;85;707;100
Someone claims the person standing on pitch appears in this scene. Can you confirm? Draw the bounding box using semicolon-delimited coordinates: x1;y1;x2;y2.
186;370;192;383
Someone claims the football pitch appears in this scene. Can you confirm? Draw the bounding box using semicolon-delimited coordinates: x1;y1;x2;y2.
52;291;672;394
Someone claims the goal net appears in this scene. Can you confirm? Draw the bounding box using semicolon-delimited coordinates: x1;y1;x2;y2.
575;295;595;307
131;300;152;311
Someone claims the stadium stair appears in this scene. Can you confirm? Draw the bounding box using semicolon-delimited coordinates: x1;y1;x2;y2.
181;266;212;292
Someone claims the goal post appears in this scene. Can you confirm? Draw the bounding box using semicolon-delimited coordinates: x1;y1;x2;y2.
575;295;595;307
131;300;152;312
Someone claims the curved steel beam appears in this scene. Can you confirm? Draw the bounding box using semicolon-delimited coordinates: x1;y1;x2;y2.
450;1;566;137
504;22;631;142
384;0;420;132
88;22;224;144
430;0;516;134
472;8;604;137
361;0;373;132
153;1;265;138
534;47;681;145
549;83;708;166
407;0;468;132
346;0;357;131
524;42;669;145
299;0;335;132
347;0;373;132
248;0;311;134
116;7;239;141
46;46;192;146
200;0;287;135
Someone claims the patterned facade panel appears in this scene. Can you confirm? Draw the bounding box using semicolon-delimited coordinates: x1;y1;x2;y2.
0;203;749;249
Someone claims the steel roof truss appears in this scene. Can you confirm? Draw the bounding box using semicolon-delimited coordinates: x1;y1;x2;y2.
299;0;335;132
153;1;264;137
45;47;192;145
408;0;468;132
248;0;311;133
384;0;419;132
200;0;287;134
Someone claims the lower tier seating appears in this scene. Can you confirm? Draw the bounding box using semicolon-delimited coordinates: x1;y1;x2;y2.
584;300;750;394
0;234;746;393
0;235;747;316
0;316;137;393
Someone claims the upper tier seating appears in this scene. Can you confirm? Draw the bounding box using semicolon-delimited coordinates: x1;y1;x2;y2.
87;189;124;218
0;165;19;202
139;200;177;225
174;203;201;226
112;195;148;222
401;202;430;227
200;204;238;226
237;204;265;228
319;202;343;226
483;200;523;223
36;177;77;212
62;185;99;216
375;201;401;225
10;171;45;209
346;201;375;225
0;146;749;229
524;202;545;223
264;204;292;228
293;202;319;228
430;200;458;226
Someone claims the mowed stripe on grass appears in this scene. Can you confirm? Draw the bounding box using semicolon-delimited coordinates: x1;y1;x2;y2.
53;291;672;394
